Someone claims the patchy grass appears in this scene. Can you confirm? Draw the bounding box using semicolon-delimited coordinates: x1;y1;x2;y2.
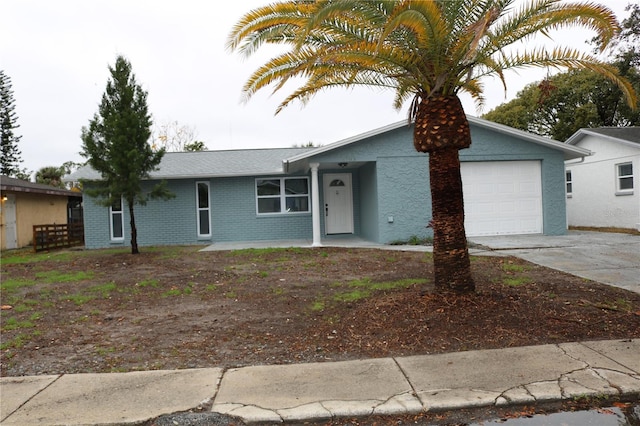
501;263;529;273
226;247;308;260
1;277;38;294
65;294;96;306
0;247;129;265
137;278;160;288
503;277;531;287
35;270;94;283
323;277;429;306
2;244;638;378
88;282;117;298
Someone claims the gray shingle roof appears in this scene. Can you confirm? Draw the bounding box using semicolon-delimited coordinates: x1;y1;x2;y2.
582;127;640;144
68;147;315;181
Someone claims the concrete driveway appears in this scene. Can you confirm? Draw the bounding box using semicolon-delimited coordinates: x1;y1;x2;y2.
469;231;640;294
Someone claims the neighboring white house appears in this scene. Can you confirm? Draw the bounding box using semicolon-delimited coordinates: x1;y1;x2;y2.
565;127;640;231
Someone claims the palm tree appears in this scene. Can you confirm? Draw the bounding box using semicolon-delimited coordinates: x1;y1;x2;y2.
35;166;66;189
227;0;637;293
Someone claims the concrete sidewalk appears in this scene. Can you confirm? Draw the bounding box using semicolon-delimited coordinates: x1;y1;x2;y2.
2;339;639;425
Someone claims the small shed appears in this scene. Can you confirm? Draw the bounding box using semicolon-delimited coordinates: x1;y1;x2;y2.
0;176;83;250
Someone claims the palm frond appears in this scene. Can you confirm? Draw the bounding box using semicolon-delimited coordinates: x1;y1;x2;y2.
228;0;635;114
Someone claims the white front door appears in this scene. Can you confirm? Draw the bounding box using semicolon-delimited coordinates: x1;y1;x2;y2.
3;194;18;249
323;173;354;234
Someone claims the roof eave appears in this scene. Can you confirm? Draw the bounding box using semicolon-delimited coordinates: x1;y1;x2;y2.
466;116;592;160
566;128;640;149
284;120;409;165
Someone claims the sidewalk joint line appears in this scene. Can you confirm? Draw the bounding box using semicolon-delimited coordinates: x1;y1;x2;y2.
1;374;63;422
578;340;638;374
392;357;420;401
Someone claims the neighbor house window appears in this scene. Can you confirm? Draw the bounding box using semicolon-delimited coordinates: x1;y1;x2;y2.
196;181;211;237
256;177;309;214
565;170;572;196
616;162;634;194
110;198;124;241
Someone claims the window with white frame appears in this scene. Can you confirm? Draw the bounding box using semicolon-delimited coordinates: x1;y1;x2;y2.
565;170;572;196
196;181;211;237
256;177;309;214
110;198;124;241
616;162;634;194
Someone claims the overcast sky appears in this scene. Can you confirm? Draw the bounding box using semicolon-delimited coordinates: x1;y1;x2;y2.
1;1;631;176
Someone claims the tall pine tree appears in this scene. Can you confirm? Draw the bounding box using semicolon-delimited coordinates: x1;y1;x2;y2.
81;56;173;254
0;70;25;177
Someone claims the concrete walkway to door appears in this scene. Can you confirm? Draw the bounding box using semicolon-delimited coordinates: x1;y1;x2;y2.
469;231;640;295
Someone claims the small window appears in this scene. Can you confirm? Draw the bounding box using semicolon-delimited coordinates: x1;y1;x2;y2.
256;177;309;214
110;198;124;241
565;170;572;195
616;163;634;193
196;181;211;237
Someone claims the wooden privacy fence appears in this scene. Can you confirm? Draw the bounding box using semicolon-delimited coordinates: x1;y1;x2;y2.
33;223;84;252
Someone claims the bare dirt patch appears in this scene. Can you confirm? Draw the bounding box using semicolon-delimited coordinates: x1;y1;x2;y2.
2;245;639;378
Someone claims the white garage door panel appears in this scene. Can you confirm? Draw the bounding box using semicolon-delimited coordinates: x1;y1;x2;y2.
462;161;543;236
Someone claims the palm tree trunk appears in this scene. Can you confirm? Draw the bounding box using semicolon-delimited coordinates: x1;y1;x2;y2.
429;147;474;292
127;200;139;255
414;94;474;292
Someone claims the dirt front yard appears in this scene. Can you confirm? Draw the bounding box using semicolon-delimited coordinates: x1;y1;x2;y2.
1;245;639;377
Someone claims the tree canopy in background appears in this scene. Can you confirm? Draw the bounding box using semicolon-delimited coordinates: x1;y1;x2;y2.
151;120;207;152
483;3;640;141
81;55;173;254
35;166;66;189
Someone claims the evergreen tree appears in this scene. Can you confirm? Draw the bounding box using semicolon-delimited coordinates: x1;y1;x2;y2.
0;70;25;177
81;56;173;254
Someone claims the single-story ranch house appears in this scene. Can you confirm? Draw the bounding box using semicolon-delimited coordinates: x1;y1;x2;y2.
565;127;640;231
70;116;590;249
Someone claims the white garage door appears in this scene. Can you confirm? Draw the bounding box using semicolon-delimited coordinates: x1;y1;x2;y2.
461;161;543;236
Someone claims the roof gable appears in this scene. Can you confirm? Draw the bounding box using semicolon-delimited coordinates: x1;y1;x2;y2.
286;116;591;169
566;127;640;148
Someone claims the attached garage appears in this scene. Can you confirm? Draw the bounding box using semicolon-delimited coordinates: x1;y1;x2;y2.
461;161;543;236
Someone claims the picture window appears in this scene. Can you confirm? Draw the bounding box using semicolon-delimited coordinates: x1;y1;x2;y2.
256;177;309;214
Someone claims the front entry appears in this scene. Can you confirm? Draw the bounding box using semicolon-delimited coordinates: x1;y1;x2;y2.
323;173;353;234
